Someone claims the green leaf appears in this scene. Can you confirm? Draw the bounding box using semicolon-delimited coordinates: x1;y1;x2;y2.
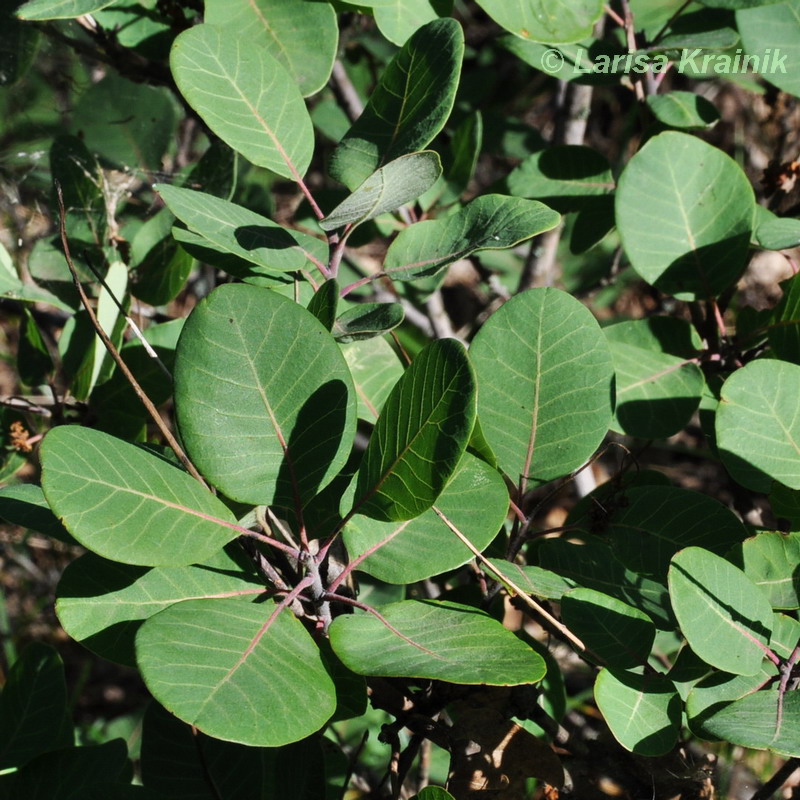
737;2;800;99
384;195;560;281
174;283;356;507
333;302;404;343
561;588;655;668
604;485;747;582
344;452;507;583
204;0;337;96
729;531;800;610
56;545;263;666
136;597;336;746
340;336;404;421
646;91;719;129
156;184;326;273
756;214;800;251
170;24;314;179
669;547;773;676
412;788;456;800
373;0;454;45
352;338;476;521
475;0;604;44
307;279;339;331
0;643;72;770
0;0;39;86
469;288;613;486
141;702;327;800
699;690;800;756
769;272;800;363
320;151;442;232
594;668;681;756
616;131;754;300
329;18;463;189
329;600;545;684
40;426;238;566
18;308;53;387
16;0;118;20
486;559;577;600
717;359;800;492
604;317;704;439
0;483;74;544
507;145;614;211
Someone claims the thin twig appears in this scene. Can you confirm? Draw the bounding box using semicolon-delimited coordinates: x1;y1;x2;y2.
55;181;208;487
750;758;800;800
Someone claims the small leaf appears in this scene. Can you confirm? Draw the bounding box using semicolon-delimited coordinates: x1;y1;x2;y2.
344;452;508;583
373;0;454;46
333;302;404;343
40;426;238;566
769;272;800;363
352;338;476;521
136;597;337;746
646;91;719;129
0;643;72;770
341;336;404;422
156;183;326;273
476;0;604;44
0;483;74;544
320;151;442;232
329;599;546;685
174;283;356;507
204;0;338;96
730;531;800;610
717;359;800;492
384;195;560;281
469;288;613;486
170;24;314;178
561;588;655;668
757;215;800;251
616;131;754;300
307;279;339;331
594;668;681;756
413;788;456;800
669;547;773;676
16;0;118;20
330;18;463;189
486;559;577;600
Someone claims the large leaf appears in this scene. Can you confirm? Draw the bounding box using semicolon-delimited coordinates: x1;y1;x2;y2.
469;288;613;486
329;18;463;189
602;485;747;582
136;597;336;746
56;545;264;666
174;283;356;507
16;0;117;19
737;2;800;99
40;426;238;566
384;195;560;281
170;24;313;179
204;0;337;96
616;131;754;299
717;359;800;492
141;702;327;800
329;600;545;684
320;151;442;232
730;530;800;610
594;668;681;756
373;0;454;46
344;452;507;583
156;184;326;273
668;547;773;676
351;338;476;521
603;317;705;439
475;0;604;44
0;643;72;770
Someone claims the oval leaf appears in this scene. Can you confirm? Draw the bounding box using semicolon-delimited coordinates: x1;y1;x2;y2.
476;0;603;44
40;427;238;566
320;151;442;232
717;359;800;492
732;530;800;610
329;600;545;685
136;597;337;746
174;283;356;507
333;302;404;343
330;18;463;189
344;452;508;583
341;336;404;421
669;547;773;676
352;338;476;521
469;287;613;486
384;195;560;281
594;668;681;756
16;0;118;20
170;24;313;178
616;131;754;299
